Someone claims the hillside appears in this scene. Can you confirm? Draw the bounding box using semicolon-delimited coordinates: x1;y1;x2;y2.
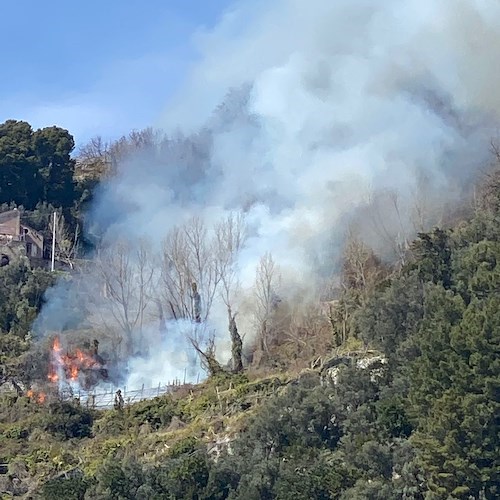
0;162;499;499
4;0;500;497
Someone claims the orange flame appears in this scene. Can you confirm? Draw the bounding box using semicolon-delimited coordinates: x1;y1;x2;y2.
69;365;79;380
52;336;61;352
48;336;61;383
47;335;106;388
26;389;46;404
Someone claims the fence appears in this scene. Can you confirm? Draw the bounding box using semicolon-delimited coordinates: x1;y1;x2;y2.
62;378;194;410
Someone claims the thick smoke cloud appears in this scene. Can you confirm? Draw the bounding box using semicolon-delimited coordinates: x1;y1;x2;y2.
36;0;500;390
109;0;500;262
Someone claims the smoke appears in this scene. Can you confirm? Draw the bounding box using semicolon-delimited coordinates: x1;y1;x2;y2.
35;0;500;390
125;320;201;389
120;0;500;260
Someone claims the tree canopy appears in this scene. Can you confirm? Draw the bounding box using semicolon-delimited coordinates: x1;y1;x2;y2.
0;120;77;210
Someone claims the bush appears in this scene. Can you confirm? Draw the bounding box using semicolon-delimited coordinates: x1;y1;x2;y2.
40;475;89;500
43;401;94;439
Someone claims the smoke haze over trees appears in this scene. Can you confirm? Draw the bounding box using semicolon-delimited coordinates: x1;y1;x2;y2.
36;0;500;386
1;0;500;497
2;0;500;394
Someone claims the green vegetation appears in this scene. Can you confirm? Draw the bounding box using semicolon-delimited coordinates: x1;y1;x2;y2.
0;119;83;210
0;119;499;498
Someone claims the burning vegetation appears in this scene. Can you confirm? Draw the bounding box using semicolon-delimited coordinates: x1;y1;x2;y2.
48;337;109;391
26;389;46;404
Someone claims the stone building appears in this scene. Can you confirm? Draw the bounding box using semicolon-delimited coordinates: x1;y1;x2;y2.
0;209;46;267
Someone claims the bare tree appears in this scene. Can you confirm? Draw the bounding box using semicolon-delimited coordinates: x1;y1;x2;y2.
78;136;110;162
410;173;432;234
323;231;389;348
361;189;410;268
283;301;331;367
159;213;248;373
160;217;221;323
78;129;161;180
160;214;245;321
160;227;190;320
215;213;246;303
159;216;225;375
94;239;155;357
189;328;224;377
49;213;80;269
341;231;386;296
77;136;113;179
107;128;159;167
253;252;281;362
215;213;246;372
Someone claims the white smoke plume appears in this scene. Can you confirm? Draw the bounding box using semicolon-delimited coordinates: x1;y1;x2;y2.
35;0;500;390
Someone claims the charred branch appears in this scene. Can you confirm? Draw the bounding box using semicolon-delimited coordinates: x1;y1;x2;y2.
191;282;202;323
190;335;224;377
228;307;243;373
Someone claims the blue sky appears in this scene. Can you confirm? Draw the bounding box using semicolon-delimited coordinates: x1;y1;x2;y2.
0;0;235;145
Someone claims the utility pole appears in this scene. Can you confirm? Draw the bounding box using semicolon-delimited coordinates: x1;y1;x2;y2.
51;211;56;272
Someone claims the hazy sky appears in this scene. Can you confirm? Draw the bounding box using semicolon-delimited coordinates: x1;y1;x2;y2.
0;0;234;145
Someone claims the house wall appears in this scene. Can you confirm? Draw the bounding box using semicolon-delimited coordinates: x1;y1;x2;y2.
0;210;45;265
0;210;20;237
21;225;44;258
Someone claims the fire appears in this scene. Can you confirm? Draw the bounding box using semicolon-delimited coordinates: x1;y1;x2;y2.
26;389;46;404
69;364;79;380
48;335;63;384
47;335;107;388
62;349;99;381
52;336;61;352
